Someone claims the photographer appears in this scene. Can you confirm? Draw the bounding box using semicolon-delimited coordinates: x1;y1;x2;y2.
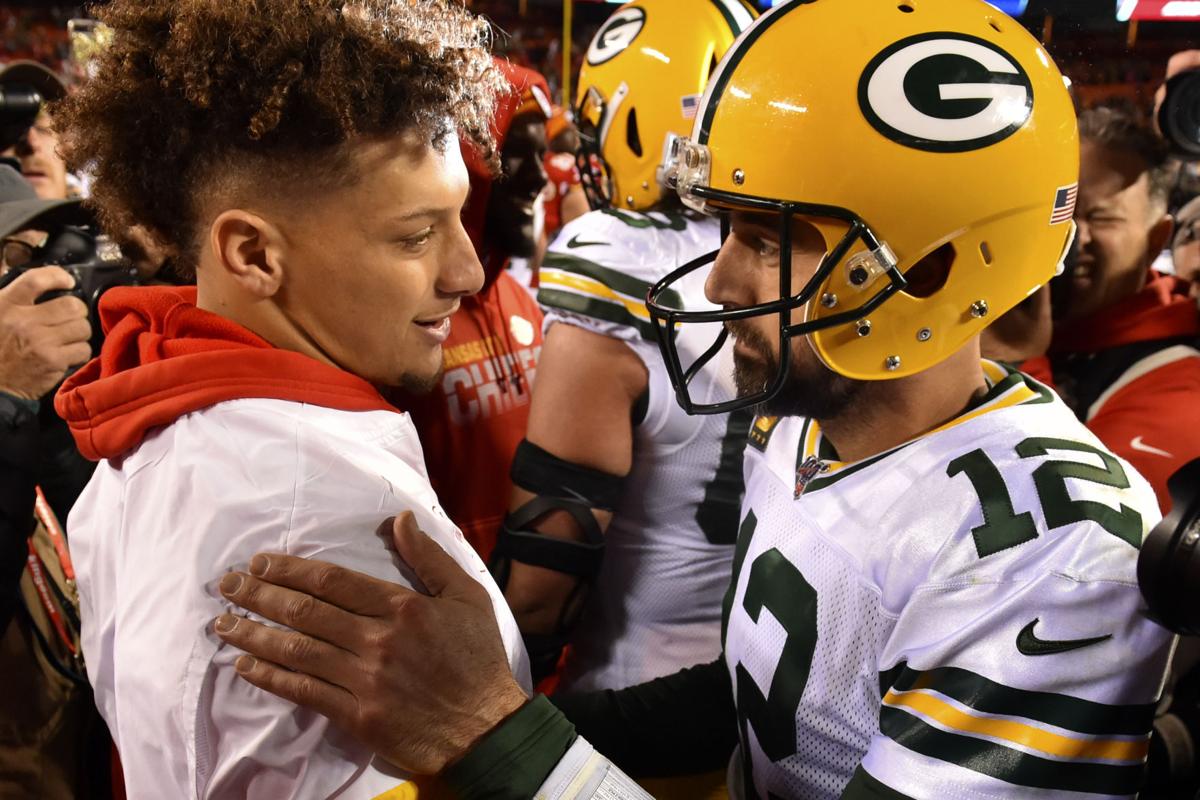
0;162;109;798
0;164;91;627
0;60;72;202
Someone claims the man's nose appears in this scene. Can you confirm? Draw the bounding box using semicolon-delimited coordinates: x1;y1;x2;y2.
1074;218;1092;248
437;223;485;298
705;237;752;309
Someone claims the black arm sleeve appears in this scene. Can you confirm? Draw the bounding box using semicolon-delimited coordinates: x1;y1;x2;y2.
0;393;40;632
550;657;737;778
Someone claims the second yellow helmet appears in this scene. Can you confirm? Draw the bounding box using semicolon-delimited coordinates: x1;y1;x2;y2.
575;0;755;212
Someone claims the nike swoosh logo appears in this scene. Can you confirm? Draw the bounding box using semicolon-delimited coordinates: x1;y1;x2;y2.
1130;436;1173;458
1016;618;1111;656
566;234;608;249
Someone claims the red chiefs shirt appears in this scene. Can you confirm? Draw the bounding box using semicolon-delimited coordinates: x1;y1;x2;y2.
402;271;543;557
1044;272;1200;513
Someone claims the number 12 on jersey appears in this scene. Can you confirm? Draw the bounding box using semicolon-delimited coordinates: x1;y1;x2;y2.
947;436;1143;559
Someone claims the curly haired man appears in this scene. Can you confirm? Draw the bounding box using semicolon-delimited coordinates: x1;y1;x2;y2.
50;1;530;796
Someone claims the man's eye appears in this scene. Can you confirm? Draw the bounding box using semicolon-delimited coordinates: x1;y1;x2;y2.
400;228;434;249
758;239;781;258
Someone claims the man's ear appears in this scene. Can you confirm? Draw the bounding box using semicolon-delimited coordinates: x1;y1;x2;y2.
1147;213;1175;268
209;209;287;298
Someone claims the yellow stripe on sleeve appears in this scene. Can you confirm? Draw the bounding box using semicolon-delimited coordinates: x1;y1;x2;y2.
540;270;652;322
882;689;1149;764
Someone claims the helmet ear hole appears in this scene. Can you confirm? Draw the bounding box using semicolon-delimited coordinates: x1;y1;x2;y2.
904;242;954;298
626;107;643;158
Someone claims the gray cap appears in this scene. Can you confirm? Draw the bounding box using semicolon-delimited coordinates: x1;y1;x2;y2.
0;164;88;239
0;60;66;102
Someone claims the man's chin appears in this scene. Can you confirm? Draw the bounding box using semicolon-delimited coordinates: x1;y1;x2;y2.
377;366;444;400
734;351;865;421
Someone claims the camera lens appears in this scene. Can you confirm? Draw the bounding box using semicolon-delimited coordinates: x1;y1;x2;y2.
1139;458;1200;635
1159;69;1200;161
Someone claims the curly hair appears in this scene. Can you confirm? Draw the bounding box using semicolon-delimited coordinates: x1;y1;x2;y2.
53;0;504;274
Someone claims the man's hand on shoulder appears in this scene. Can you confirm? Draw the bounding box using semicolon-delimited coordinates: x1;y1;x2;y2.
0;267;91;401
214;512;529;775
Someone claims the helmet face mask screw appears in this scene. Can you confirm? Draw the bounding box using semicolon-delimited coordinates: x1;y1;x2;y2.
849;266;870;286
855;319;872;337
916;327;932;341
732;168;745;185
885;355;901;371
820;292;838;308
970;300;989;318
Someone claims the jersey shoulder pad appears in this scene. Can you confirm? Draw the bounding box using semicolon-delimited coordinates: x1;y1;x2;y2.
539;210;718;343
894;391;1160;592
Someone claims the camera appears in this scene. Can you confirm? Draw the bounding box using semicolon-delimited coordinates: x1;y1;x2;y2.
0;84;43;153
0;224;140;350
1158;68;1200;161
1139;458;1200;635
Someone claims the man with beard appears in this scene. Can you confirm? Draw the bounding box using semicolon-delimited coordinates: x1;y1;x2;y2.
212;1;1174;797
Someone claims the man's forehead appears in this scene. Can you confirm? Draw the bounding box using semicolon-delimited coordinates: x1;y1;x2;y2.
1080;141;1155;199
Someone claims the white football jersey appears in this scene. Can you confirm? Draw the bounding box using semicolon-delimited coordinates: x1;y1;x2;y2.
539;207;743;691
725;362;1174;800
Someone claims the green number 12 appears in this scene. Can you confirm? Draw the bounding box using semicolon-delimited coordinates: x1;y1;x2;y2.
947;437;1143;559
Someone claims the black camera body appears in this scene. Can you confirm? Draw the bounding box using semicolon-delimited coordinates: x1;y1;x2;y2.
0;224;140;350
1159;68;1200;161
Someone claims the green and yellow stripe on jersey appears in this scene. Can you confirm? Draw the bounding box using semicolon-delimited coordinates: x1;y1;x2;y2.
796;361;1053;493
878;663;1155;795
538;252;683;341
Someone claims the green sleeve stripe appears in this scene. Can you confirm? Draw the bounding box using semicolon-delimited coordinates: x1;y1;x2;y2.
888;664;1156;737
541;252;684;310
537;287;657;341
879;706;1145;795
443;695;576;800
840;766;918;800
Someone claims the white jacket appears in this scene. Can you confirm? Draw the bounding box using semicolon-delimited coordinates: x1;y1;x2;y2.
69;398;531;798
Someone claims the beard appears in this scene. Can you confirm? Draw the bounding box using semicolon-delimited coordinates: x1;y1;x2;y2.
377;364;445;402
727;320;866;420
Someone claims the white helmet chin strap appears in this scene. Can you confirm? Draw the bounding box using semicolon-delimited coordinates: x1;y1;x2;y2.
597;81;629;155
1054;219;1078;277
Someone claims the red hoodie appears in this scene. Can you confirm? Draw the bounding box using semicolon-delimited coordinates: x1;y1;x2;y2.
400;61;549;558
55;286;394;461
1045;271;1200;512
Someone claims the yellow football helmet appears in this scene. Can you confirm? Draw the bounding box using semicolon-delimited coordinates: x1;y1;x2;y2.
647;0;1079;413
575;0;755;212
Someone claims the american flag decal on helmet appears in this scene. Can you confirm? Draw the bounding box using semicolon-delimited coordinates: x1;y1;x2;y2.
1050;183;1077;225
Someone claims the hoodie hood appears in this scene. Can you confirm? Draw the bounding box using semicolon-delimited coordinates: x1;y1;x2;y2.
1052;270;1200;354
460;58;551;287
55;286;395;461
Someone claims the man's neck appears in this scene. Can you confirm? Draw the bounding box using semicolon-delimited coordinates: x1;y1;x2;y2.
196;272;338;370
817;343;988;464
